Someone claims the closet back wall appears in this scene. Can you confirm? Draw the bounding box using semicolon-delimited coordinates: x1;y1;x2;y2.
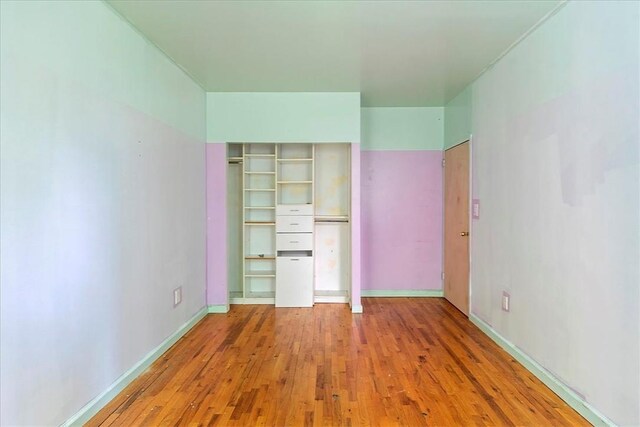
361;108;444;294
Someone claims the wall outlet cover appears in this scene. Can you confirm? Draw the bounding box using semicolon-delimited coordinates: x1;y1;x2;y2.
174;287;182;307
502;291;510;312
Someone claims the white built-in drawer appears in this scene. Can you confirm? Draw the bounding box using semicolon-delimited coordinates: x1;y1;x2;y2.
277;233;313;250
276;204;313;216
276;256;314;307
276;215;314;233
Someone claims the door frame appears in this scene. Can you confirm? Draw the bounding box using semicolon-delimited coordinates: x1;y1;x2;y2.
443;137;473;316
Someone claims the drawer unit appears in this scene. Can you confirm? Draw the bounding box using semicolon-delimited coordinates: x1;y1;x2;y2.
276;215;314;233
275;256;314;307
275;203;314;307
276;233;313;251
276;204;313;216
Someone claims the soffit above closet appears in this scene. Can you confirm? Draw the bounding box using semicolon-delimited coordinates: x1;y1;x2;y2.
107;0;560;107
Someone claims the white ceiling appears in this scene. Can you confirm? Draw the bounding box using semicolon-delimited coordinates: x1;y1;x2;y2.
107;0;561;107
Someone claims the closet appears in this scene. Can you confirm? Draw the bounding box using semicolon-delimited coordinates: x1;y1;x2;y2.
227;143;351;306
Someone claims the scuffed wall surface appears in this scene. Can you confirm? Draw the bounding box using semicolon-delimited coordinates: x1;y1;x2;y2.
456;2;639;424
0;2;206;425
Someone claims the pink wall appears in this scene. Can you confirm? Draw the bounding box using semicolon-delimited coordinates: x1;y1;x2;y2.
350;143;362;311
205;143;228;306
361;150;443;291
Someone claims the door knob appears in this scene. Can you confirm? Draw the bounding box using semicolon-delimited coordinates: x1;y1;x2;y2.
460;231;469;237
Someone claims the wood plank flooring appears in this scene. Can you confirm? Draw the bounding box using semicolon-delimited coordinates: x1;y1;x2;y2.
88;298;588;426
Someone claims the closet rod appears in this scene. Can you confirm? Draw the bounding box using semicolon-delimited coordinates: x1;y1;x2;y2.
315;219;349;223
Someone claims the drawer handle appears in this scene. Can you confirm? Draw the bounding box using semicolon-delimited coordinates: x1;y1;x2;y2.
289;241;299;243
290;258;299;261
290;209;299;212
290;223;299;226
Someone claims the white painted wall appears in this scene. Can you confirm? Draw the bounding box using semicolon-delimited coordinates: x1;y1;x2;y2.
0;1;206;425
465;2;639;424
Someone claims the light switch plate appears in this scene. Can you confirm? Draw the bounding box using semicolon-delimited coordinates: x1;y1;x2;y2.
502;291;510;312
472;199;480;219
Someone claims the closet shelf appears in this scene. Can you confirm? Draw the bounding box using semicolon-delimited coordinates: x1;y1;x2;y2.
245;154;275;158
244;291;275;299
315;290;349;297
244;221;275;225
315;216;349;223
245;171;275;175
277;158;313;162
245;270;276;277
245;255;276;260
244;206;276;210
229;290;243;299
314;289;349;303
277;181;312;184
245;188;276;192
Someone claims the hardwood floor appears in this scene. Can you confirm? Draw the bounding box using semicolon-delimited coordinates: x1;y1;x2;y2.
88;298;588;426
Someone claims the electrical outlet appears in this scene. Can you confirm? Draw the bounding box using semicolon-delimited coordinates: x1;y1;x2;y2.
174;287;182;307
502;291;510;312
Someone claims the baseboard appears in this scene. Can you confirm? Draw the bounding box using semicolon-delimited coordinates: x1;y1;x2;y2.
361;289;444;297
351;304;363;314
62;306;208;426
470;314;615;427
208;304;230;313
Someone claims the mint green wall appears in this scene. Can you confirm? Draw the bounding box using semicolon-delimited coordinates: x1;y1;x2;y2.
206;92;360;143
443;86;472;149
361;107;444;151
1;1;204;140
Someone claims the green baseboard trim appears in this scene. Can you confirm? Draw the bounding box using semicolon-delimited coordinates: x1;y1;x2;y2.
208;304;230;313
351;304;363;314
470;314;615;427
62;306;208;426
362;290;443;298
